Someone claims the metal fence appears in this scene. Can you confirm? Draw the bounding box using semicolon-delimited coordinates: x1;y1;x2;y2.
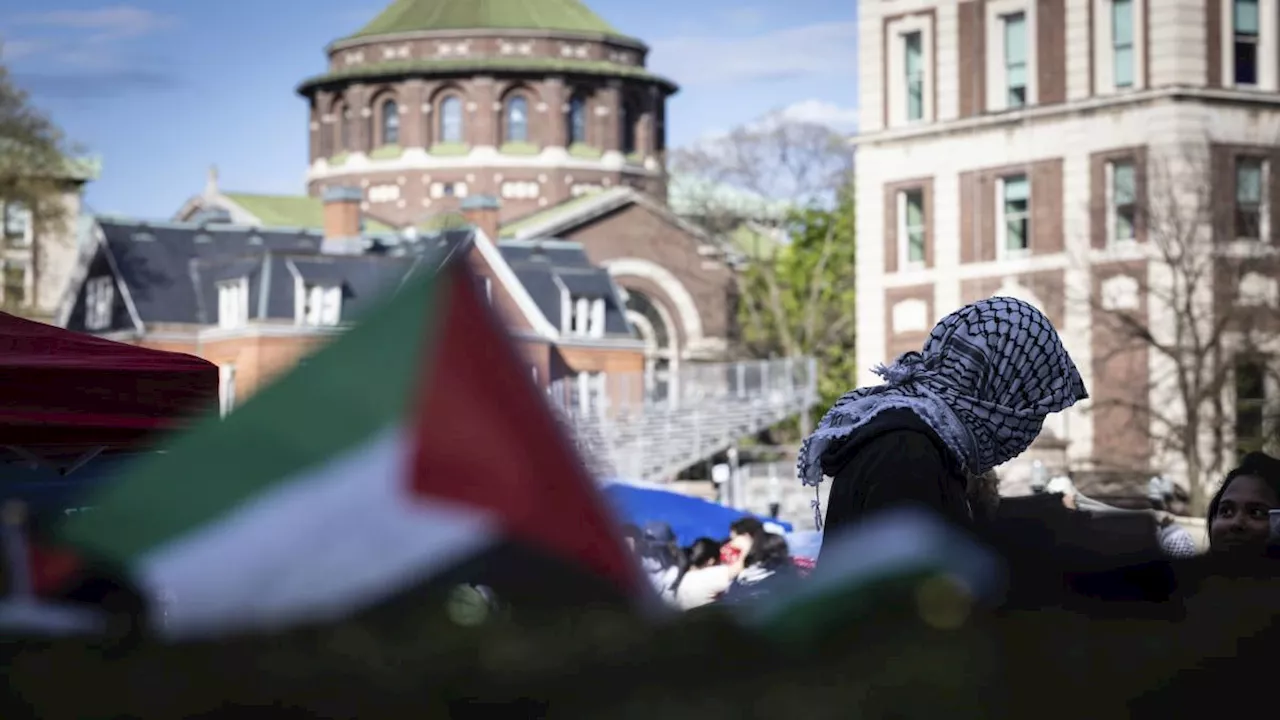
547;357;819;481
547;357;818;419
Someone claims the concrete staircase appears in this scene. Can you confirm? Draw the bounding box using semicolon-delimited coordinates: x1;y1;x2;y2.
548;358;818;483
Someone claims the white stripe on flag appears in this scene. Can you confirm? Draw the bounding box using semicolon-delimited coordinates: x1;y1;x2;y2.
138;427;499;638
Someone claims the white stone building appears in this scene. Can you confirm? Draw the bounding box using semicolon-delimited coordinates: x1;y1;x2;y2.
855;0;1280;502
1;156;98;322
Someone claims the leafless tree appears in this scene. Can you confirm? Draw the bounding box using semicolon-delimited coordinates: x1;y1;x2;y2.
671;113;852;228
1080;140;1279;513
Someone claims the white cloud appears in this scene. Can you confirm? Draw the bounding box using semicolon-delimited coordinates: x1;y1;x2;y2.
649;21;857;85
772;100;860;130
0;38;45;61
5;6;180;97
12;6;175;41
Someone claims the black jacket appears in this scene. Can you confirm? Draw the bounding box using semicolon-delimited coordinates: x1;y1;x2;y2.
819;408;972;541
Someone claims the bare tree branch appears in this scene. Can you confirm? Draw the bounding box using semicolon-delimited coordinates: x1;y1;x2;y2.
1066;140;1280;513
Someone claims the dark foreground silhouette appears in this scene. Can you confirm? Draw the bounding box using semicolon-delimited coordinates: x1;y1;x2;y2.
2;506;1273;720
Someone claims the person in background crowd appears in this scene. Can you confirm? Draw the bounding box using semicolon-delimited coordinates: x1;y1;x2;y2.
798;297;1087;541
1207;451;1280;558
724;517;763;562
719;533;798;605
639;522;686;604
1047;473;1198;558
675;537;732;610
620;524;642;553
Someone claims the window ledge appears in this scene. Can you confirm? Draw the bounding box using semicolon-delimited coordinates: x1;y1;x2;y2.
569;143;603;159
370;144;403;160
429;142;471;157
499;141;541;156
328;152;350;166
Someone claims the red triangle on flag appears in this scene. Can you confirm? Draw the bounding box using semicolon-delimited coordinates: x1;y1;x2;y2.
407;258;644;599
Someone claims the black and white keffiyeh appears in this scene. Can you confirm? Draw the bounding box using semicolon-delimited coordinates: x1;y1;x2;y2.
798;297;1088;527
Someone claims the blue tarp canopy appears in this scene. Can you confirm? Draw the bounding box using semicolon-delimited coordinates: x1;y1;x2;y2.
0;454;145;518
602;481;792;547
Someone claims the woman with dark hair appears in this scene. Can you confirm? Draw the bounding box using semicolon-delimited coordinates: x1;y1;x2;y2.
638;522;686;604
798;298;1087;541
719;533;797;605
1206;451;1280;557
675;537;731;610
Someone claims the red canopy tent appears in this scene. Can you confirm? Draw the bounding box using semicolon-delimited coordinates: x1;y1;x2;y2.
0;313;218;472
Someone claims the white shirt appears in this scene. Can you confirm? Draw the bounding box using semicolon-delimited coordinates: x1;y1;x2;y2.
675;565;733;610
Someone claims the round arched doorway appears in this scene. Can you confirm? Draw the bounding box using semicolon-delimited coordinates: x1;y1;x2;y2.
621;288;679;403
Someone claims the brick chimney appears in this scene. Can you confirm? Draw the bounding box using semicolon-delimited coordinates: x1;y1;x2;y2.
461;194;501;241
322;186;363;254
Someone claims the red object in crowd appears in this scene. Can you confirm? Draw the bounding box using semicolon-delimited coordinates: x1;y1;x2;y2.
792;556;816;576
0;312;218;465
720;544;742;566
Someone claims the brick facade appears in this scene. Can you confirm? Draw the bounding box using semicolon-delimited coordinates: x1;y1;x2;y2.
561;201;736;350
300;29;674;225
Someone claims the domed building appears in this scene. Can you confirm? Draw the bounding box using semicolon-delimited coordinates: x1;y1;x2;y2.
173;0;739;390
297;0;675;224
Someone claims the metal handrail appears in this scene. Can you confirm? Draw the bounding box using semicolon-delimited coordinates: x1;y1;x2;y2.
548;357;818;481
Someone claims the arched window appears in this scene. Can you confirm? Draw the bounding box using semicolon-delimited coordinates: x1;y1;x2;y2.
505;95;528;143
381;99;399;145
439;95;463;144
339;105;352;151
620;99;637;155
567;94;587;145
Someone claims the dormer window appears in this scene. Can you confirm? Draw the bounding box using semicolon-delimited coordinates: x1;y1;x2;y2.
567;294;606;338
217;278;249;328
301;283;342;326
84;275;114;331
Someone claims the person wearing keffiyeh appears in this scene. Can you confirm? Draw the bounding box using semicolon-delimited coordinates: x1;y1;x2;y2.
798;297;1088;545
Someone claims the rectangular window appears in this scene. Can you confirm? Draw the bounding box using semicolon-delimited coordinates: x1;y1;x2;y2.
576;371;606;414
302;284;342;326
1110;160;1138;243
1000;175;1031;254
3;202;31;247
1112;0;1135;88
899;189;927;265
1235;158;1265;240
1234;0;1259;85
569;295;606;338
1236;359;1266;457
3;263;26;306
219;364;237;417
84;276;114;331
1004;13;1028;107
217;278;249;328
904;31;925;121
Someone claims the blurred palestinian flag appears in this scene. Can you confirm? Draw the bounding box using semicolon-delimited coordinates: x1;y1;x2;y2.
742;510;1005;644
54;256;648;638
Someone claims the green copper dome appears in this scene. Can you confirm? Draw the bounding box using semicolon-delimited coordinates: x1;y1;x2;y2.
350;0;623;39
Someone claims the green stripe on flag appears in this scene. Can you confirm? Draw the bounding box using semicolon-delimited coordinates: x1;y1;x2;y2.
58;267;450;564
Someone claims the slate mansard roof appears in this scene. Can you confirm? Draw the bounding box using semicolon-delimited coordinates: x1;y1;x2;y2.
61;219;448;333
61;217;636;343
498;238;631;336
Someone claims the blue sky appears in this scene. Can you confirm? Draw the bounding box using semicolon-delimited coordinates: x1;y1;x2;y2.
1;1;857;218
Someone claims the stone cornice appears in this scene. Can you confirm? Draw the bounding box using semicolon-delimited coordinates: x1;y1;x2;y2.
297;57;677;96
